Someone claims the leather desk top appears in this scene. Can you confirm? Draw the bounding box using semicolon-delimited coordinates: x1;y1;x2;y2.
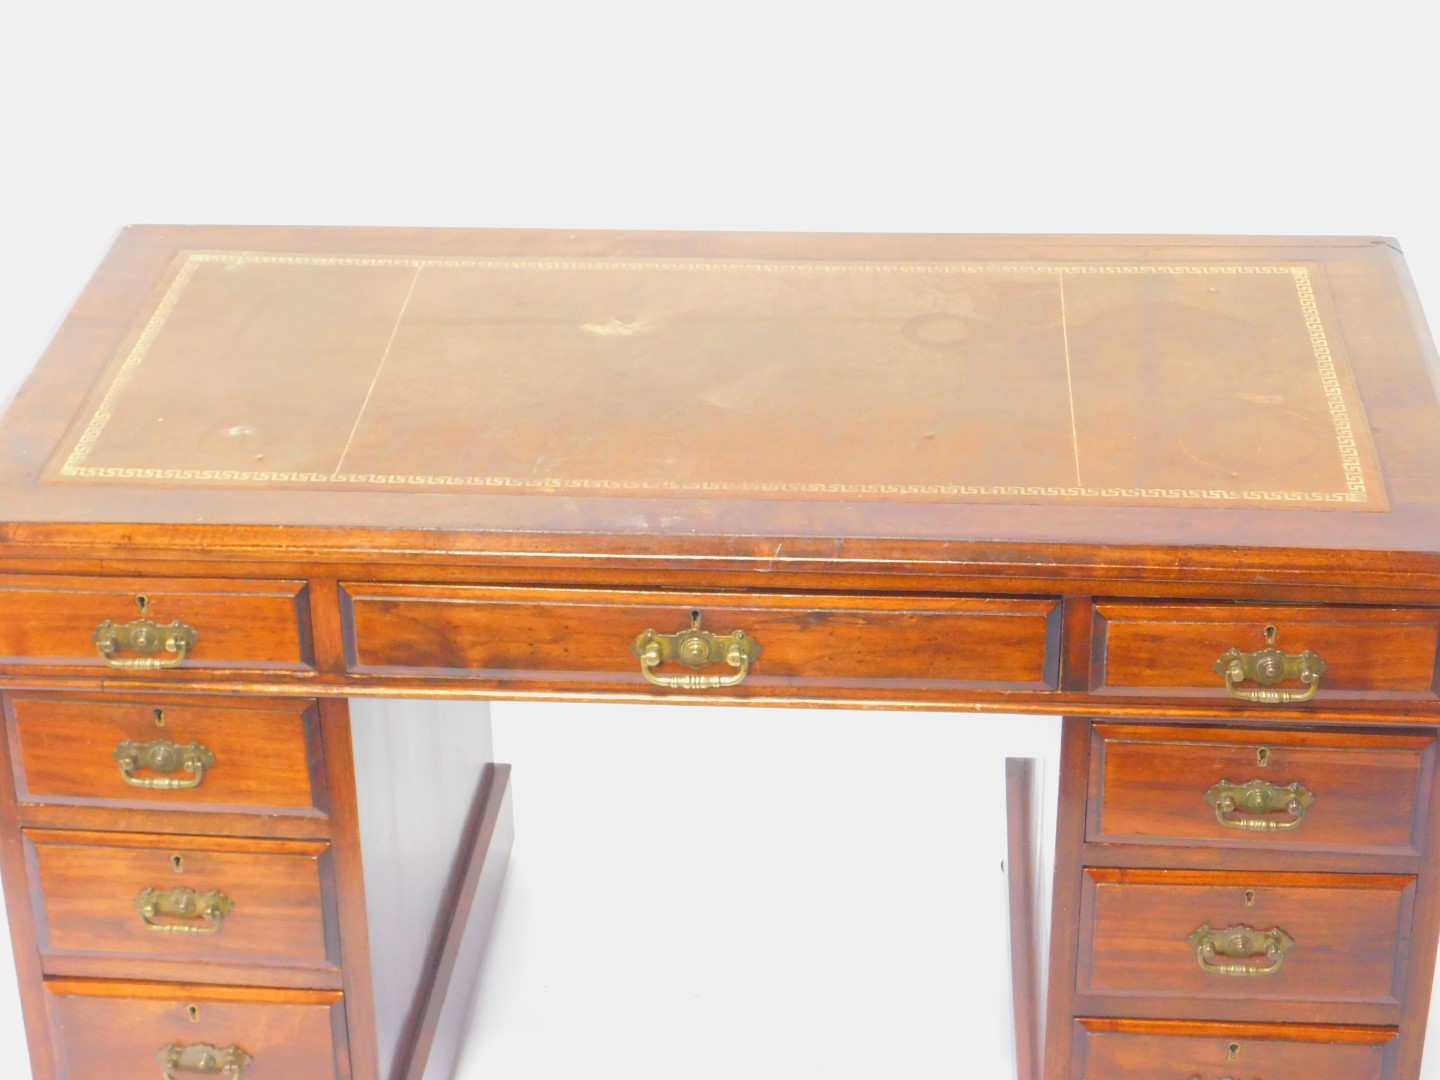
2;227;1438;586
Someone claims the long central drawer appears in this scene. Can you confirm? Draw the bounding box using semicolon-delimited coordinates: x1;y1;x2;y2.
339;584;1063;695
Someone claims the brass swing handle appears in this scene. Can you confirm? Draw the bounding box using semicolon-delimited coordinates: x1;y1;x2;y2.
156;1043;252;1078
1213;642;1327;704
1188;923;1293;977
136;887;234;935
631;615;762;690
1205;779;1315;831
95;617;199;670
114;739;217;790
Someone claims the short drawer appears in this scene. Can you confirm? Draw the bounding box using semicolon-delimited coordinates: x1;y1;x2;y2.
7;696;326;823
1093;602;1440;700
0;574;314;674
1072;1018;1394;1080
28;831;338;979
44;979;347;1080
1078;869;1413;1013
340;584;1062;695
1088;723;1435;856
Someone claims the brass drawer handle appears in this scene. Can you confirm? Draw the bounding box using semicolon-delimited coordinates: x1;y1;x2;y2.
1213;626;1326;705
631;612;762;690
135;887;234;934
114;739;216;790
1187;923;1293;976
1205;779;1315;831
157;1043;252;1077
94;615;199;670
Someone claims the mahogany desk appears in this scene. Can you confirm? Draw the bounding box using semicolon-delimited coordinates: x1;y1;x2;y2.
3;227;1440;1080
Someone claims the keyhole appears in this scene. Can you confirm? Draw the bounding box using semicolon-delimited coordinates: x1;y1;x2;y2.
136;595;149;615
1257;747;1271;767
187;1004;200;1023
171;854;184;874
1263;623;1277;644
1244;888;1257;907
153;708;166;728
1227;1041;1241;1061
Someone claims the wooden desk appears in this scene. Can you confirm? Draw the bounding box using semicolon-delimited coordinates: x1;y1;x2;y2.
3;227;1440;1080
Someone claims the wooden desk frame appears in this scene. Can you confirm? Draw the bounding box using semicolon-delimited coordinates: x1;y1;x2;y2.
4;227;1440;1080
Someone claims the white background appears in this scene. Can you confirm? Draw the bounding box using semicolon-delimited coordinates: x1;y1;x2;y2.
1;2;1439;1077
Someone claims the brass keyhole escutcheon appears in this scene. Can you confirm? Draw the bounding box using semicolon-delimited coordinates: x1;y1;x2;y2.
154;708;166;728
1244;889;1257;907
1228;1041;1241;1060
187;1004;201;1023
1257;746;1271;767
172;855;185;874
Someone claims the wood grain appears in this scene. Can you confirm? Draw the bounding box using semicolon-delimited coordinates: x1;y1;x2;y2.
0;692;58;1080
0;574;314;674
7;695;325;820
1043;718;1093;1080
6;227;1440;1080
43;978;346;1080
1089;723;1434;855
1094;602;1440;698
341;584;1062;692
1079;869;1414;1010
26;830;336;975
5;228;1440;575
1072;1017;1394;1080
1006;758;1043;1080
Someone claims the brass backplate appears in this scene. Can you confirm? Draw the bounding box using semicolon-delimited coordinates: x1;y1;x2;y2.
114;739;216;776
157;1043;252;1076
94;617;199;658
631;616;763;669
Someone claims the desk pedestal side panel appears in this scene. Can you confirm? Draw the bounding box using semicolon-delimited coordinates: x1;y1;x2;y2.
346;697;503;1080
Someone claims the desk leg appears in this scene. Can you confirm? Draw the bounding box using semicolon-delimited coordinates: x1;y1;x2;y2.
327;697;515;1080
1006;757;1044;1080
1041;718;1091;1080
0;692;59;1080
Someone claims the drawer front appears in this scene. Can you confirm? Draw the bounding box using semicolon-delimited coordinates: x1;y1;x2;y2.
8;697;325;819
0;575;314;674
1073;1019;1392;1080
44;980;346;1080
1090;724;1435;855
28;831;336;974
1094;602;1440;699
1079;869;1413;1009
340;585;1062;694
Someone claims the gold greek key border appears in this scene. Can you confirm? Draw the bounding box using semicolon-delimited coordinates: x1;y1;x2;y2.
62;257;200;478
58;254;1378;507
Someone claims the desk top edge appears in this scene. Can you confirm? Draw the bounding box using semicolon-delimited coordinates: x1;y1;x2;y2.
2;226;1438;579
